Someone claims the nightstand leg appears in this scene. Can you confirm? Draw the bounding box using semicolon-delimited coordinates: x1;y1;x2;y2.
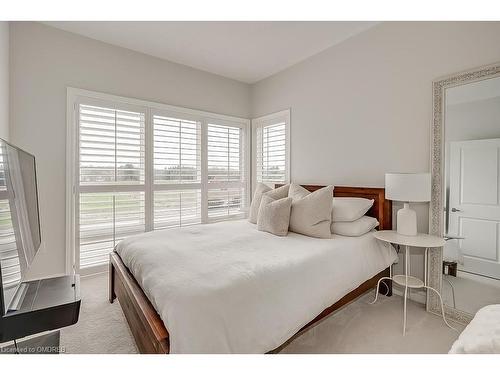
403;245;409;335
403;284;408;335
408;246;412;300
388;243;393;278
369;277;393;304
424;247;428;286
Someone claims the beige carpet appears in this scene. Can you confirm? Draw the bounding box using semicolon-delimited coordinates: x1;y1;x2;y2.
60;273;138;354
442;274;500;315
61;273;463;354
281;292;463;354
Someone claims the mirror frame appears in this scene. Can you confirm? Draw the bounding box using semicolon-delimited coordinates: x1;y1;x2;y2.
429;61;500;324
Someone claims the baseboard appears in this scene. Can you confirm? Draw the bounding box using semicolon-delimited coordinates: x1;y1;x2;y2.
79;264;108;277
23;272;67;283
456;270;500;287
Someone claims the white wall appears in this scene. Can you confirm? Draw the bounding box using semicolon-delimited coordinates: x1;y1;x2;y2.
251;22;500;186
446;97;500;142
251;21;500;289
10;22;251;278
0;22;8;140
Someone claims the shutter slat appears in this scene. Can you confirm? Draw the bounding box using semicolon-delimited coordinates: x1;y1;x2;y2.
208;188;245;220
255;120;287;185
153;114;201;185
154;189;201;230
207;123;245;220
79;191;145;269
0;198;21;288
79;104;145;187
152;114;202;229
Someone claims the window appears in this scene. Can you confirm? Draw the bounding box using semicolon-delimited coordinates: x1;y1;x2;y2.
207;122;247;219
68;89;250;273
152;112;202;229
77;102;146;269
252;110;290;188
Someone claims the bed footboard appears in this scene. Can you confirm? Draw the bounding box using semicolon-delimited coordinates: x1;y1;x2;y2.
109;252;170;354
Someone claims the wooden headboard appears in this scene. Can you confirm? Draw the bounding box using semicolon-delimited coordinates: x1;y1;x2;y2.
275;184;392;230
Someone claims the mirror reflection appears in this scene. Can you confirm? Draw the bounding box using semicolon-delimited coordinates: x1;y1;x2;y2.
443;76;500;315
0;140;42;315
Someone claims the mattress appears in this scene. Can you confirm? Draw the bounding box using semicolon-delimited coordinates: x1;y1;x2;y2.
115;219;397;353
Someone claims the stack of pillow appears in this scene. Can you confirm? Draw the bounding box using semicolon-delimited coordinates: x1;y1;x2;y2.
249;183;379;238
330;197;378;236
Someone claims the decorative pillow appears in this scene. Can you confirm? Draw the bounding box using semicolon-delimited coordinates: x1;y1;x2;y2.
257;195;292;236
331;215;379;236
288;184;334;238
264;183;290;200
331;197;374;222
248;183;272;223
288;183;311;200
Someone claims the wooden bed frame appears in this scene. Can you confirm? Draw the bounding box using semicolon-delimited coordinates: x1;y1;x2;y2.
109;185;392;354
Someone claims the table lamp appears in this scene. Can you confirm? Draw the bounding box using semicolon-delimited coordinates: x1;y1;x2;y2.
385;173;431;236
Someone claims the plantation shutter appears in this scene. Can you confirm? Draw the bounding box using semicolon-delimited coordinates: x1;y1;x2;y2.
0;199;20;289
253;110;290;186
0;146;22;291
77;102;146;269
153;112;202;229
207;122;246;220
71;91;250;273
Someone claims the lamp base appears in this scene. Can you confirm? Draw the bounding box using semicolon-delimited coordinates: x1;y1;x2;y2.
397;203;417;236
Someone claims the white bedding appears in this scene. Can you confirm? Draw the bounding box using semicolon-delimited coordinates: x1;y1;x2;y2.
449;304;500;354
115;219;397;353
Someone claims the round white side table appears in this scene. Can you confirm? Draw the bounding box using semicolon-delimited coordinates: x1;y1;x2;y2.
370;230;455;335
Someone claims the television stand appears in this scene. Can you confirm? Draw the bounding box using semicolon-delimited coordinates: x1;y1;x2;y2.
0;275;81;343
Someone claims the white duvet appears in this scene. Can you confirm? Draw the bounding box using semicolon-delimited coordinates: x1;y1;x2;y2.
115;220;397;353
449;304;500;354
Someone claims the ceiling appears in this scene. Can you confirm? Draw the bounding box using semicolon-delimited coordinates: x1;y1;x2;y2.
43;21;378;83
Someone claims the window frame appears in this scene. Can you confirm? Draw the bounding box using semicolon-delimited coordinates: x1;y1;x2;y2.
67;88;250;275
251;109;291;193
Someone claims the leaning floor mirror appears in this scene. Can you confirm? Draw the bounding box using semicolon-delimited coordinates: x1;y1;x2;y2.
429;62;500;324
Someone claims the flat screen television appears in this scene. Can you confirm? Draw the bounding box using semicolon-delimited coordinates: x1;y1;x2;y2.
0;138;41;314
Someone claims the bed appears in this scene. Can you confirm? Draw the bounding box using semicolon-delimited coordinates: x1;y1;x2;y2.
449;304;500;354
109;185;395;354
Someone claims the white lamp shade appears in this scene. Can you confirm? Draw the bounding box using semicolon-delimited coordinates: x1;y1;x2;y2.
385;173;431;202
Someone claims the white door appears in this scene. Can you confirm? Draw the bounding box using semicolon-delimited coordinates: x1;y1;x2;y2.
449;138;500;279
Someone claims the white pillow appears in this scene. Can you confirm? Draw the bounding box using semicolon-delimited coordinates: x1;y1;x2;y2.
288;184;333;239
257;195;292;236
331;215;379;236
248;183;272;224
331;197;374;222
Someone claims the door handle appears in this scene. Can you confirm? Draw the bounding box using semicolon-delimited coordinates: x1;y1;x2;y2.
451;208;461;213
444;234;465;241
